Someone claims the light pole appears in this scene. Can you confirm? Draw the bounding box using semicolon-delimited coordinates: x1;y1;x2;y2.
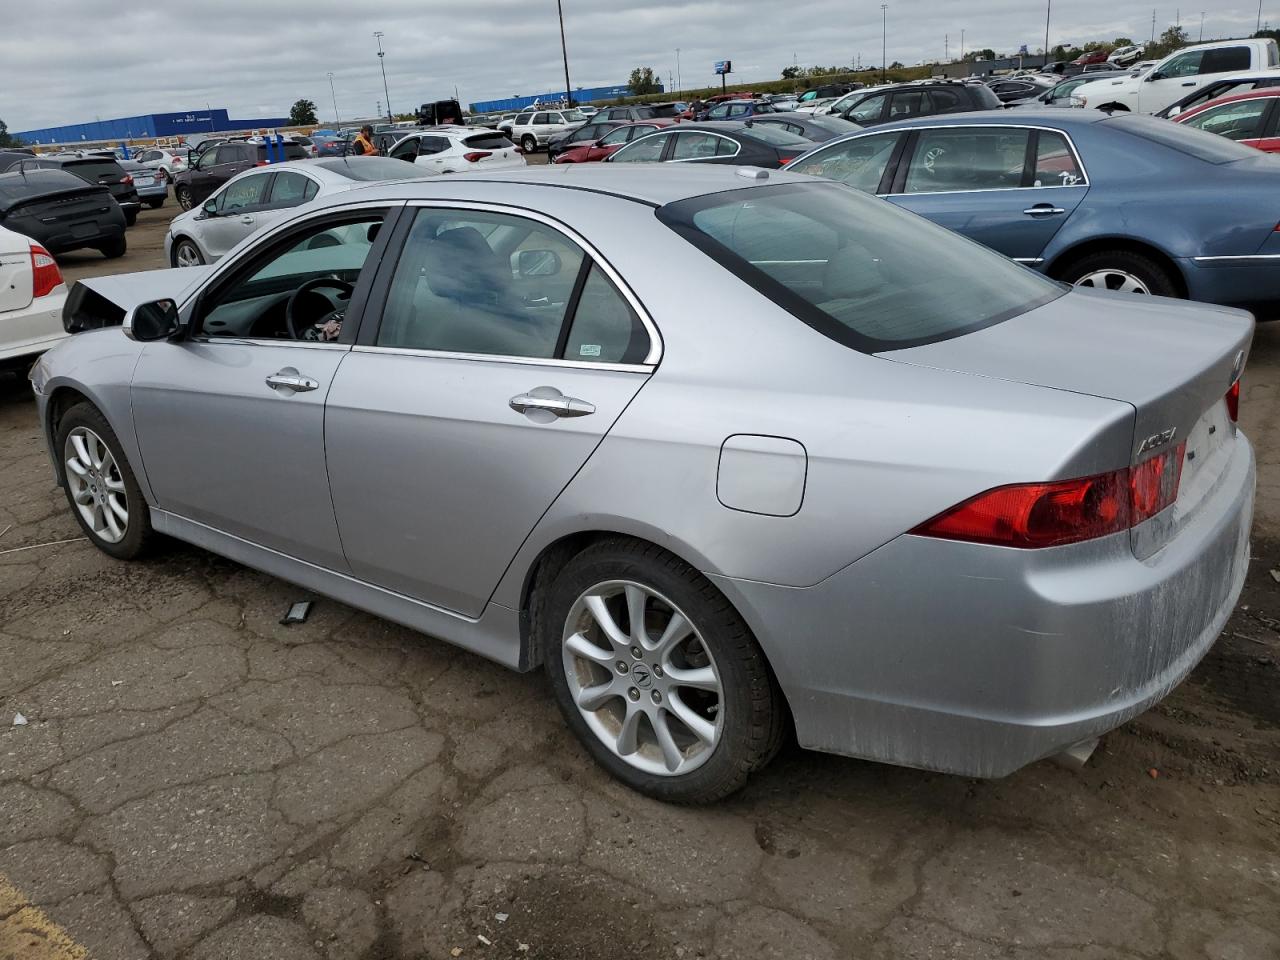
557;0;573;106
961;29;965;61
1200;11;1205;40
327;72;340;129
880;3;888;82
676;47;682;94
1044;0;1052;63
1259;1;1265;32
374;31;391;121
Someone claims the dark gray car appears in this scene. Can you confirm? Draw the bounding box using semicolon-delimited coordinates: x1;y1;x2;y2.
0;154;141;226
0;169;126;257
747;111;862;142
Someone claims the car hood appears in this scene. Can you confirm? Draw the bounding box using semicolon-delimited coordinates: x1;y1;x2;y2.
64;265;216;333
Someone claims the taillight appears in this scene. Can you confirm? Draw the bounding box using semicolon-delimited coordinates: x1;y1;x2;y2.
914;447;1186;549
30;244;62;298
122;174;133;185
255;160;269;166
1226;379;1241;422
777;156;795;165
464;151;493;163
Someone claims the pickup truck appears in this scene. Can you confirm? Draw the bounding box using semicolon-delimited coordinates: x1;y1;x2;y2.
1071;37;1279;114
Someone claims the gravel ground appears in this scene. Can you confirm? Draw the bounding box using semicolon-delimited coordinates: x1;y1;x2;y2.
0;198;1276;960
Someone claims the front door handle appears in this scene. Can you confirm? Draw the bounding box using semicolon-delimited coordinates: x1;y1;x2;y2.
240;214;255;224
510;390;595;418
1181;81;1196;87
266;371;319;393
1023;204;1066;216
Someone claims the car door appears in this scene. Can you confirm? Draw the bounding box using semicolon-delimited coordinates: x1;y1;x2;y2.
197;170;275;259
1179;96;1276;150
325;204;657;616
129;205;395;569
592;125;634;160
785;130;906;194
414;135;452;171
1140;45;1251;113
1251;97;1280;152
888;126;1087;262
607;131;675;162
253;169;321;235
388;136;421;164
670;131;740;164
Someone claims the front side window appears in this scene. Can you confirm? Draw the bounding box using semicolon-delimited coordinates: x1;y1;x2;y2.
216;173;270;213
609;133;670;162
1160;50;1203;78
658;183;1063;352
600;127;632;146
707;104;730;119
389;137;420;162
904;128;1030;194
199;214;385;341
847;94;887;124
787;132;901;193
377;208;648;363
1181;98;1270;140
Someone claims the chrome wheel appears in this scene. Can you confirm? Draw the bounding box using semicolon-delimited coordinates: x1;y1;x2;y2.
562;580;724;777
1073;269;1150;294
176;186;193;211
64;427;128;544
174;241;202;267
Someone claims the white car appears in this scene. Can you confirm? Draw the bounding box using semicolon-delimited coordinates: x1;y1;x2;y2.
386;127;526;173
130;148;188;183
1109;44;1146;67
0;224;68;371
164;156;422;267
505;108;588;152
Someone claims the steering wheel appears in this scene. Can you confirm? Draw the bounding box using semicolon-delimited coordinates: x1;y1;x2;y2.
285;277;355;341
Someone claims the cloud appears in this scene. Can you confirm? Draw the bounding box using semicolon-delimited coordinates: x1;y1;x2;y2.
1;0;1269;131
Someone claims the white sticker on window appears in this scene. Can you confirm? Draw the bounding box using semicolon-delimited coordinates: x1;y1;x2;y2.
579;344;602;357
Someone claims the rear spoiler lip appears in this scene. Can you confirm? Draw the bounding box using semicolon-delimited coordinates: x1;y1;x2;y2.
0;184;112;216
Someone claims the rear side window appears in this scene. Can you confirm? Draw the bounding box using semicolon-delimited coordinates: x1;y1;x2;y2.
418;137;450;156
658;183;1063;352
889;91;930;119
1201;46;1252;74
463;134;510;150
740;123;812;147
928;88;966;112
269;171;318;205
533;113;551;124
1033;132;1085;186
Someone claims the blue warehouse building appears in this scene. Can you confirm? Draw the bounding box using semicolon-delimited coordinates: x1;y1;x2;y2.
16;108;290;146
470;83;661;114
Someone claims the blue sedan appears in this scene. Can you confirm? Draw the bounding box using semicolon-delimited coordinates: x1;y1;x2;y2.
785;109;1280;313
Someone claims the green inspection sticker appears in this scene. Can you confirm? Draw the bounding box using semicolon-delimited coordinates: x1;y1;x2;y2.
580;344;602;357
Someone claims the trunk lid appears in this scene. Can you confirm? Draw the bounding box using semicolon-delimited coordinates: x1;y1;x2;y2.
884;287;1253;557
0;241;32;313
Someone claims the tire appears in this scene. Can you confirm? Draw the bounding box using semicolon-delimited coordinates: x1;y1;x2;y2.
146;197;165;209
175;185;193;211
97;236;126;259
171;238;204;268
162;169;173;183
56;402;155;561
1057;249;1180;298
521;135;538;153
540;537;784;804
124;209;137;227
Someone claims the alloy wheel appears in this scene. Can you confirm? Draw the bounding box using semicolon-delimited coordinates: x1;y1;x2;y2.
1073;269;1150;294
64;427;128;544
175;241;202;267
561;580;724;776
176;187;193;211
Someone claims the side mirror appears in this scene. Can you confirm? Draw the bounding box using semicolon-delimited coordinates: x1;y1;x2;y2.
515;249;562;278
125;299;182;342
1147;71;1164;81
202;199;218;217
1168;105;1183;117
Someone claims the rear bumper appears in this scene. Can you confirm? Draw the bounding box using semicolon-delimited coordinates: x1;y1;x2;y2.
134;182;167;200
713;434;1255;777
0;290;69;366
1180;256;1280;317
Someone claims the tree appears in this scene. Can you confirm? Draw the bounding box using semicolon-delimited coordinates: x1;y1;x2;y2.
781;65;801;79
627;67;660;95
1112;37;1134;47
288;99;318;126
0;118;22;148
1255;29;1280;41
1146;25;1189;60
889;61;905;69
966;48;997;62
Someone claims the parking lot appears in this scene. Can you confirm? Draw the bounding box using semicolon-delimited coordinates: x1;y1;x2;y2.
0;202;1275;959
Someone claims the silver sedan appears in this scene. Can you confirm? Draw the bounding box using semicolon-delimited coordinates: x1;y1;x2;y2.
32;165;1254;802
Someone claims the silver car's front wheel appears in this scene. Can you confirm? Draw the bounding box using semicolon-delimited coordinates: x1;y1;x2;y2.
64;426;128;544
173;239;204;268
562;580;724;777
1073;269;1150;295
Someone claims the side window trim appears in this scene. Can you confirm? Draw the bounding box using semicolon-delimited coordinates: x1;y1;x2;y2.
355;199;662;368
889;125;1089;195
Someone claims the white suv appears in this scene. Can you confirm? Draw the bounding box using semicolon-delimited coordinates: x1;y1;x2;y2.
130;148;188;182
505;109;588;153
387;127;526;174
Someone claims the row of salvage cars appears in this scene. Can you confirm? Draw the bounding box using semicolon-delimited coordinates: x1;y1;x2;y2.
8;100;1265;801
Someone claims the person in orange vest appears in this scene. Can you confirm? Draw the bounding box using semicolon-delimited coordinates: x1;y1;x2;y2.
350;126;375;156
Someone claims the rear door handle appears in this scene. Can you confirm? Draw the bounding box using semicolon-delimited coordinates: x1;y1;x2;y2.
240;214;255;224
1023;204;1066;216
266;371;319;393
1181;81;1196;87
510;391;595;418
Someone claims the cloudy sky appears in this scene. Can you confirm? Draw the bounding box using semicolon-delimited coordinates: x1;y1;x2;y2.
2;0;1274;132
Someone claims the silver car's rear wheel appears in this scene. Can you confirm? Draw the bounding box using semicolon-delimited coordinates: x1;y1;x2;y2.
64;426;128;544
1073;269;1150;294
562;580;724;777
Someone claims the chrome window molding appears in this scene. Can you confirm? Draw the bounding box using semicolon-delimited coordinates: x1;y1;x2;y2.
668;133;741;163
351;344;652;373
188;337;351;350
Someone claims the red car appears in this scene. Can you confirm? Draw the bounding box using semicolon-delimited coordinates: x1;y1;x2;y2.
553;119;677;163
1072;50;1111;65
1173;87;1280;152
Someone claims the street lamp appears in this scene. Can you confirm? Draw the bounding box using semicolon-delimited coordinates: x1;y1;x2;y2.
1200;11;1205;41
557;0;573;106
374;31;391;121
327;72;341;129
1044;0;1052;64
676;47;682;94
880;3;888;83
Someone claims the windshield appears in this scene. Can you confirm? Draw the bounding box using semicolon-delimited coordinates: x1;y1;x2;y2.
657;183;1063;352
1106;112;1264;162
64;160;123;182
315;157;422;181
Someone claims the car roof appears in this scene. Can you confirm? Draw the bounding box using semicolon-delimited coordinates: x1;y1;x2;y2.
1175;86;1280;118
842;107;1112;131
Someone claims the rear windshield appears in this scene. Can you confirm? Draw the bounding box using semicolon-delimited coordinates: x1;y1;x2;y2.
463;134;512;150
63;160;124;181
256;144;310;161
0;170;97;208
741;123;814;147
657;183;1063;352
1106;112;1262;162
315;157;421;181
647;103;682;118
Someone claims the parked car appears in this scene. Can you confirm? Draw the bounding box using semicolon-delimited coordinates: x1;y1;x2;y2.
36;165;1253;802
554;120;678;163
1108;44;1146;67
578;105;599;118
119;160;166;209
495;114;520;136
311;134;350;157
592;103;686;124
1017;70;1130;107
373;128;423;155
746;111;862;142
1173;88;1280;151
699;99;777;121
785;108;1280;310
172;138;311;210
547;120;625;160
130;147;188;182
0;169;126;258
1071;38;1278;114
165;156;422;268
386;128;525;174
836;81;1002;126
506;108;588;153
1072;50;1111;66
798;82;861;103
810;86;887;117
607;121;816;168
0;154;142;226
1040;61;1072;75
987;75;1057;104
1157;69;1280;117
0;223;67;372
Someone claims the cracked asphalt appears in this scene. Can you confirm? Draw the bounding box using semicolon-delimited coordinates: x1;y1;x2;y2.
0;207;1278;959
